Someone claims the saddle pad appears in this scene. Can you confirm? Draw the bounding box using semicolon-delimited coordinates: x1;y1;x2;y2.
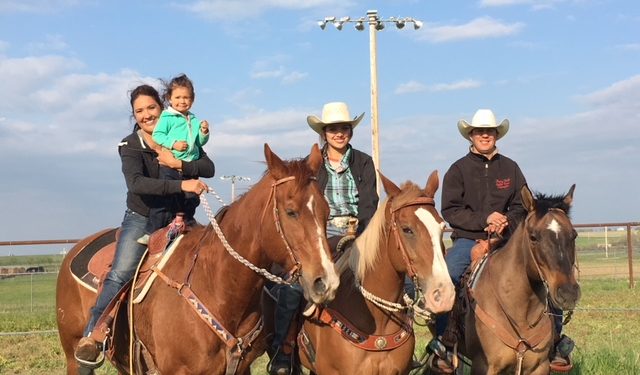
132;234;184;304
70;228;118;292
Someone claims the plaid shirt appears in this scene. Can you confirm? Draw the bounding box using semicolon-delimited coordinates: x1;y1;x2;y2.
323;147;358;219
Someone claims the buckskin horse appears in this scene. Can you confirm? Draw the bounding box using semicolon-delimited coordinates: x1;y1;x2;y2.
448;184;580;375
294;171;455;375
56;144;340;375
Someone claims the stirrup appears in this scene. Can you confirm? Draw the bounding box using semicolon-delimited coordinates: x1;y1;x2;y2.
425;338;457;374
74;337;106;369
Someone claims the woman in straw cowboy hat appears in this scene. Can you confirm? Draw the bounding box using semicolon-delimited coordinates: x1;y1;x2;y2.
269;102;379;375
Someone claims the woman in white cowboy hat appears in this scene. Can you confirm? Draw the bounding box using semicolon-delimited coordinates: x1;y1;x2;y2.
269;102;379;375
427;109;529;373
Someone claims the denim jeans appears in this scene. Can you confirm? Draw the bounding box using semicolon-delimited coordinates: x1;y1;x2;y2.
84;209;148;336
435;237;476;336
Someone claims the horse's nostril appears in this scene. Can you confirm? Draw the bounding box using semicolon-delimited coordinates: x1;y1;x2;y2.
432;289;441;303
313;278;327;295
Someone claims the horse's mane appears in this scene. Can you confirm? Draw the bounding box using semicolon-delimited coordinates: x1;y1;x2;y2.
348;181;425;280
533;192;571;218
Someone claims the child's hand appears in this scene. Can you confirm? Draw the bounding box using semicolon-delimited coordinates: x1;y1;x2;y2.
200;120;210;135
173;140;188;151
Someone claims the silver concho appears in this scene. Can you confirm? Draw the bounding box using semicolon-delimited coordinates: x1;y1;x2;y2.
375;337;388;349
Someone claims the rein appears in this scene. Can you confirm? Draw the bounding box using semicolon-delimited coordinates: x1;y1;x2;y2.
200;176;306;285
472;212;561;375
147;175;311;375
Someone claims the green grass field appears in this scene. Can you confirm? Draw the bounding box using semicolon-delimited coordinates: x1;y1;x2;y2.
0;248;639;374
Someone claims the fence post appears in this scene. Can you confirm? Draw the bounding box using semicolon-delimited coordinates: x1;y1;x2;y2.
627;224;635;289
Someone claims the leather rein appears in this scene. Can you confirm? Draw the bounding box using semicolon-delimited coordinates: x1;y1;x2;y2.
471;209;574;375
151;175;310;375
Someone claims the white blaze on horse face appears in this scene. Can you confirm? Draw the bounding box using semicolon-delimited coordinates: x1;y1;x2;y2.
547;218;561;239
306;195;339;286
415;208;449;281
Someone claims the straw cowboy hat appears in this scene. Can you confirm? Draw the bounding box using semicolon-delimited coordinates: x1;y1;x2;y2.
457;109;509;141
307;102;365;135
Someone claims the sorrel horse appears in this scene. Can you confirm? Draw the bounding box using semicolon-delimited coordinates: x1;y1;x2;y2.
296;171;456;375
453;184;581;374
57;144;340;375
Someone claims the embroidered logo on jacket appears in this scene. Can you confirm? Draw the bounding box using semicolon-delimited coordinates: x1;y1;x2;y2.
496;178;511;189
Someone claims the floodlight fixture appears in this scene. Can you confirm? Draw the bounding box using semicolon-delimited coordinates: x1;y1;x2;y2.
318;20;327;30
375;21;385;31
413;20;423;30
395;20;405;29
335;21;344;30
355;20;365;31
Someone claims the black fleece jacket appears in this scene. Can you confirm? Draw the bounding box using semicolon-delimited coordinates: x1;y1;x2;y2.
441;151;527;241
119;130;215;217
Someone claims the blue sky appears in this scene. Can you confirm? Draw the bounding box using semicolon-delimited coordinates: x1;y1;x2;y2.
1;0;638;251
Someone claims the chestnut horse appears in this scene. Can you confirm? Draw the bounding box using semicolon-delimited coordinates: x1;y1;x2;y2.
454;185;581;374
57;144;340;375
297;171;456;375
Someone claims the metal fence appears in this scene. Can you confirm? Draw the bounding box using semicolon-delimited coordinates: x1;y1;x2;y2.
0;223;637;319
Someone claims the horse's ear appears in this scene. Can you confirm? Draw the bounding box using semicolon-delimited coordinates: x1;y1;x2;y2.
379;170;400;197
264;143;287;180
307;144;322;175
521;185;536;212
424;170;439;197
563;184;576;207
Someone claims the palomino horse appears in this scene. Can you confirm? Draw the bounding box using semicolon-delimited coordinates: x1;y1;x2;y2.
454;185;581;374
297;171;456;375
56;144;340;375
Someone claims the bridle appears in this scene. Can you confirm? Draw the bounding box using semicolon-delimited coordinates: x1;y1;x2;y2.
201;175;319;285
354;196;438;319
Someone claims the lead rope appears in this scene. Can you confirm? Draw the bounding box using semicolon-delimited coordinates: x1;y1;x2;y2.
199;189;293;285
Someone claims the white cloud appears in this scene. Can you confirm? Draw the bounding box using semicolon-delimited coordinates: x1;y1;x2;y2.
26;34;69;53
0;0;83;13
177;0;346;20
416;17;524;43
250;55;307;84
615;43;640;51
479;0;564;9
0;54;157;155
395;79;482;95
395;81;427;94
282;71;308;84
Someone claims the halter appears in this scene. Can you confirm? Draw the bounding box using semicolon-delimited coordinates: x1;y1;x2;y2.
390;196;436;280
260;175;305;283
354;195;437;319
201;175;316;285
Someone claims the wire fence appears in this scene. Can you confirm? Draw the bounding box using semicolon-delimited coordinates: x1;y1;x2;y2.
0;223;638;336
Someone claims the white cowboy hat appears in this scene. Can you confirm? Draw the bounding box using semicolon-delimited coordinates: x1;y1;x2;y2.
457;109;509;141
307;102;365;135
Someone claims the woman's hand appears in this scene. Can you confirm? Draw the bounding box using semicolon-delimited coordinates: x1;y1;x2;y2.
157;148;182;170
182;179;209;195
173;140;188;151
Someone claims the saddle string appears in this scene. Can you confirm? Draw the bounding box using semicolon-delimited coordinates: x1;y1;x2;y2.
199;188;295;285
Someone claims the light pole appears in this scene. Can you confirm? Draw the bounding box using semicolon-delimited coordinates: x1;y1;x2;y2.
319;10;422;196
220;175;251;202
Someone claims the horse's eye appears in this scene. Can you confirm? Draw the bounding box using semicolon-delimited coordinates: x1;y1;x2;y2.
286;209;298;218
529;233;538;242
402;226;414;235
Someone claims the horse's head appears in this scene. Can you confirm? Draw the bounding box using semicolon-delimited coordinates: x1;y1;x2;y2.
261;144;339;304
379;170;455;314
521;184;581;310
